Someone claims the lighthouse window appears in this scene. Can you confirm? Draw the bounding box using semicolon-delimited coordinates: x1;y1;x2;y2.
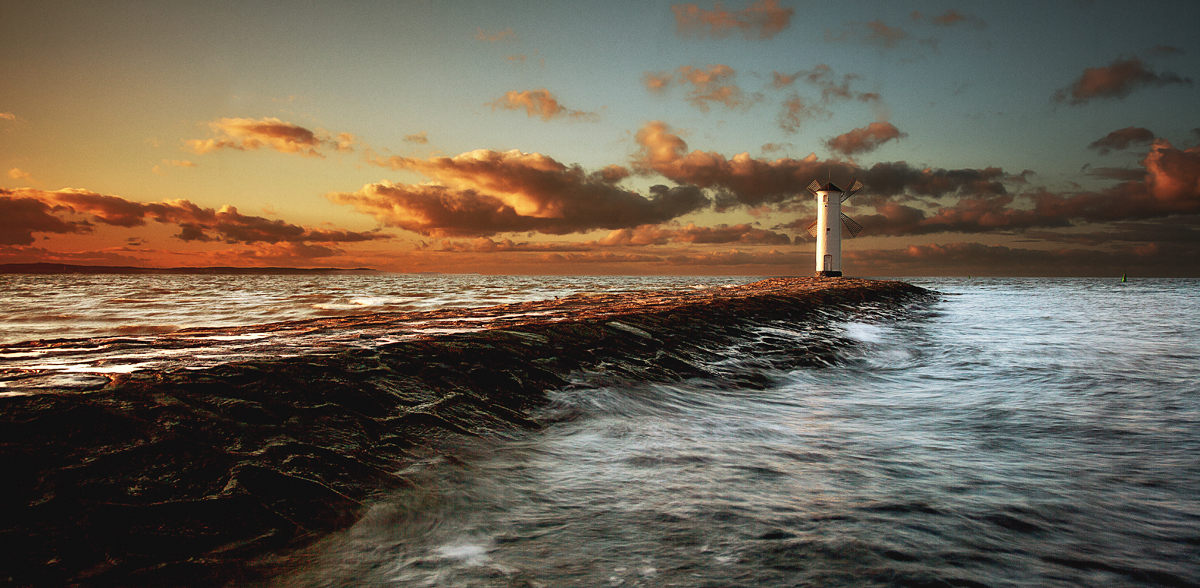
822;194;827;203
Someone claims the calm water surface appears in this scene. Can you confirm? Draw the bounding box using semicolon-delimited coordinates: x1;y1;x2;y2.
270;278;1200;588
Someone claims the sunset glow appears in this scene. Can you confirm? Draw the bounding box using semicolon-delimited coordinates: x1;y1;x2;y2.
2;1;1197;275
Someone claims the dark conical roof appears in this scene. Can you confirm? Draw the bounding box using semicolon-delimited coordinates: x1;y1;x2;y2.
818;182;843;192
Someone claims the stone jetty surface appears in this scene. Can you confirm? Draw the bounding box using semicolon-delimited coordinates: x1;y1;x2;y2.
0;277;931;587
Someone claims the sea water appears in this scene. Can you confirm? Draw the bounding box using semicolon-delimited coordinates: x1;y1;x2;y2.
1;276;1197;587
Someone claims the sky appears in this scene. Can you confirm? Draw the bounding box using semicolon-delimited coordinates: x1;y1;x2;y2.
2;0;1198;276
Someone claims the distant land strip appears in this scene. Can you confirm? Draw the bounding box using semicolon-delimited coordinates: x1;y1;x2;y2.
0;262;380;275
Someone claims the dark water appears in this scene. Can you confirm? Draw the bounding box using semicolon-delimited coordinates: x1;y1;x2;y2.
272;278;1200;587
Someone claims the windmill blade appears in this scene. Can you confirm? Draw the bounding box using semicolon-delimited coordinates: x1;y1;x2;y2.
840;179;863;202
841;213;863;237
805;219;819;238
806;180;822;195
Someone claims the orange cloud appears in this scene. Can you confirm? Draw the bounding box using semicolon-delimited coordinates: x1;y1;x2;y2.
404;131;429;144
600;222;791;246
643;71;674;92
671;1;794;40
337;149;708;236
488;89;600;122
825;122;907;156
475;27;517;42
1053;57;1192;105
644;65;761;112
7;168;33;180
186;117;357;158
0;112;15;121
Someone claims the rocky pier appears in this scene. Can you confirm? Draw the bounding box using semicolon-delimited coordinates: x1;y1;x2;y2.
0;277;931;587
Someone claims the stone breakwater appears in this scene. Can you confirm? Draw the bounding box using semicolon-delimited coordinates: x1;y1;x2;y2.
0;277;931;587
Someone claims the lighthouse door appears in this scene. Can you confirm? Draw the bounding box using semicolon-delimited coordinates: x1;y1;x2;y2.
823;254;832;271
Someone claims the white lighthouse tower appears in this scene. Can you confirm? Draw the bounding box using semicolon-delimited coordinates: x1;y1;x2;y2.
806;179;863;277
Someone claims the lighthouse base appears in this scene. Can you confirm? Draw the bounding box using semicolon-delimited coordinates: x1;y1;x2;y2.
815;270;843;277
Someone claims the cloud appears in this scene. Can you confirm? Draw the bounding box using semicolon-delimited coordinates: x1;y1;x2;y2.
642;65;761;112
0;112;15;121
926;9;985;27
488;89;600;122
1053;57;1192;105
1085;167;1145;181
186;117;357;158
7;168;33;180
161;159;197;168
0;192;93;245
437;237;596;253
643;71;674;92
599;222;791;246
777;94;829;133
1147;45;1184;57
846;241;1200;277
665;248;802;266
475;27;517;42
540;252;664;264
404;131;429;144
6;188;390;246
863;20;908;48
339;149;709;236
825;122;907;156
770;64;882;103
671;0;794;40
1088;126;1156;155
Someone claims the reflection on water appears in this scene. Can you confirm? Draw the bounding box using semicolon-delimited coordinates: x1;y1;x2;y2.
277;278;1200;588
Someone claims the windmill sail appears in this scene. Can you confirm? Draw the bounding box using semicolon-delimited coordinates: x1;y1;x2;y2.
806;219;819;238
841;179;863;202
840;213;863;237
806;180;822;195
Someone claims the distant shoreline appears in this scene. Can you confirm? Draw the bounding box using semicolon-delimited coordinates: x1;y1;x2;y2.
0;263;380;275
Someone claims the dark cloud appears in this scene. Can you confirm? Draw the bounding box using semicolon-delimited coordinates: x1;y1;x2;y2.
0;192;92;245
633;121;1011;210
633;122;1200;249
825;122;907;156
1088;126;1156;155
671;1;794;40
342;149;709;236
1053;57;1192;105
1146;45;1183;56
488;89;600;122
11;188;389;246
1085;167;1145;181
